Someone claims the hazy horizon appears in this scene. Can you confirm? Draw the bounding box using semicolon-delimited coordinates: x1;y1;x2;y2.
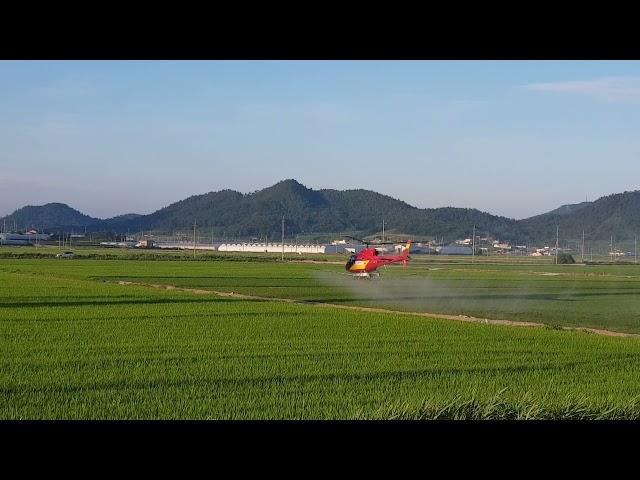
2;60;640;219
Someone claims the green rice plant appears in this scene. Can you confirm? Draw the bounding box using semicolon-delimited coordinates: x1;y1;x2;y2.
3;259;640;419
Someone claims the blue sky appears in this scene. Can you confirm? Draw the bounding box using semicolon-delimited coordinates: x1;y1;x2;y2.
2;60;640;219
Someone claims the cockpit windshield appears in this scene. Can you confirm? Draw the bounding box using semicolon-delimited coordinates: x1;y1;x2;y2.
345;254;357;270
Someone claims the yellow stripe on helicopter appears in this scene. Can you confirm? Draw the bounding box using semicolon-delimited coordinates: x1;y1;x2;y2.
350;260;369;271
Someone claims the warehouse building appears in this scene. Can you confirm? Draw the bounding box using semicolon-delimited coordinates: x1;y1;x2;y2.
439;245;473;255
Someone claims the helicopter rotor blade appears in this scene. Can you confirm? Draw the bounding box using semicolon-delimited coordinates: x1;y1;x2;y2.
342;235;366;244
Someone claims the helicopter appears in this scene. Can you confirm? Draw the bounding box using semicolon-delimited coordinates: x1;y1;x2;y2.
343;235;412;279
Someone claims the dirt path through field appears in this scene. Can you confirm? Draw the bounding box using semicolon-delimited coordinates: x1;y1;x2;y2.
115;280;640;339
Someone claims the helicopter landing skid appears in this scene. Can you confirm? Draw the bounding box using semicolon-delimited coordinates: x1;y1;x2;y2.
351;271;381;280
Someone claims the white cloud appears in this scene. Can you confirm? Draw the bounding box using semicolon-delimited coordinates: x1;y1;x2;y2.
523;76;640;102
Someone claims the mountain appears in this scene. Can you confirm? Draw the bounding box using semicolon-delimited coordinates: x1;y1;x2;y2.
0;204;144;234
98;179;522;241
520;191;640;242
0;203;101;232
1;180;519;240
543;202;592;217
3;181;640;244
104;213;143;224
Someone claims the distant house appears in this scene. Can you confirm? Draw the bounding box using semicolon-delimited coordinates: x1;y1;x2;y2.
136;239;156;248
455;239;472;245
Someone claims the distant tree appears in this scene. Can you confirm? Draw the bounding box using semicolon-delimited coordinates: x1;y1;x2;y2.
557;253;575;264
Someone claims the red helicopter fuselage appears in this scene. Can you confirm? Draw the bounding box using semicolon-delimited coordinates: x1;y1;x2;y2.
345;240;411;276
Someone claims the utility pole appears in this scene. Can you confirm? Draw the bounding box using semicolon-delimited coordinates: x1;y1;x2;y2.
635;236;638;264
382;217;385;243
193;221;197;258
555;225;559;265
281;215;285;261
581;229;585;263
610;235;613;262
472;224;475;264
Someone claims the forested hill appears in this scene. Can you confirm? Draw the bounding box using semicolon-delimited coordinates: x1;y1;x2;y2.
0;203;101;232
519;190;640;242
3;180;640;243
99;179;522;241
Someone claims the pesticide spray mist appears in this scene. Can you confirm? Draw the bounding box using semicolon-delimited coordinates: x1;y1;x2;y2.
313;271;466;313
313;269;540;319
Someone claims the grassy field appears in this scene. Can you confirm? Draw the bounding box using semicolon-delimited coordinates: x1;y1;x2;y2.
3;253;640;419
4;249;638;333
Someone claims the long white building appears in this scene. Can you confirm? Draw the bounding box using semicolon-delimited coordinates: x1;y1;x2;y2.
1;233;51;241
217;243;345;254
0;233;51;245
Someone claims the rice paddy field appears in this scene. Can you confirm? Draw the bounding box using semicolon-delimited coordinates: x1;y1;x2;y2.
3;247;640;419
